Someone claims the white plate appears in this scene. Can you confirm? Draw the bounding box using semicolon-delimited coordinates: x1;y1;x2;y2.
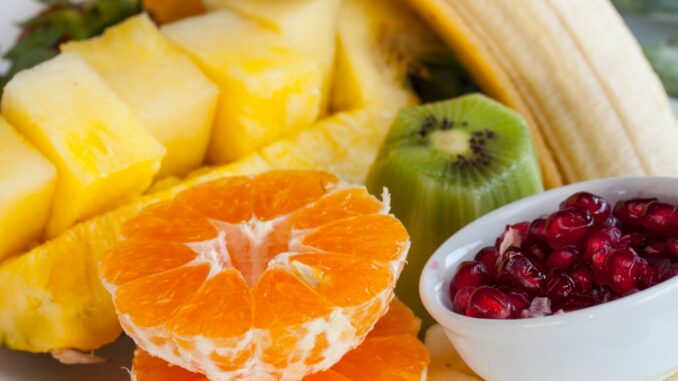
1;1;678;380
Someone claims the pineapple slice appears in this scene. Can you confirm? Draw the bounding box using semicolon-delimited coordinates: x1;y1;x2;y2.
162;10;325;163
203;0;340;110
62;14;219;179
0;117;56;259
1;53;166;238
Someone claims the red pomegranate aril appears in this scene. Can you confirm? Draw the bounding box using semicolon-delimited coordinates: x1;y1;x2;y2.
546;246;580;271
570;263;593;293
620;232;647;251
592;287;616;304
613;198;657;226
497;286;531;316
641;203;678;234
546;207;595;249
665;238;678;261
643;241;665;259
603;216;621;228
545;272;576;301
560;295;596;312
496;250;546;292
466;286;514;319
526;217;548;245
474;246;500;276
496;221;530;248
584;227;621;262
452;286;476;314
605;247;642;295
449;261;491;296
560;192;611;224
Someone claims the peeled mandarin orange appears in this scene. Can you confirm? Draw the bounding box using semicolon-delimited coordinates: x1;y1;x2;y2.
131;299;430;381
102;170;410;380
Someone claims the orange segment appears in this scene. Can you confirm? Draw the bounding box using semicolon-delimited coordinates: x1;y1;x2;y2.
131;300;429;381
302;214;409;261
252;170;337;220
101;240;196;287
328;335;430;381
175;177;252;223
288;252;393;307
102;170;409;380
253;268;332;329
114;265;209;328
368;299;421;338
293;188;383;229
169;269;251;338
122;201;217;242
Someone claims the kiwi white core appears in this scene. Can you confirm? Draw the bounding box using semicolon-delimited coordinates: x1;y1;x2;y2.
429;129;471;156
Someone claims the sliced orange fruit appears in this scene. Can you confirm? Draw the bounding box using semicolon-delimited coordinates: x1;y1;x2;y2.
102;170;410;380
131;299;430;380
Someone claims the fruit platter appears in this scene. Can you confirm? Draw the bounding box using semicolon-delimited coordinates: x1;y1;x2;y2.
1;0;678;380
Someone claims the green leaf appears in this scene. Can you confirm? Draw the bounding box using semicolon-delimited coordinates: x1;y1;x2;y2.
644;41;678;98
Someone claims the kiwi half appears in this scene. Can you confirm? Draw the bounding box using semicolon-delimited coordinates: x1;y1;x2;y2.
366;93;543;327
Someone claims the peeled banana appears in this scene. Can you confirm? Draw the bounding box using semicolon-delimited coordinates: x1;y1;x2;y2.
408;0;678;188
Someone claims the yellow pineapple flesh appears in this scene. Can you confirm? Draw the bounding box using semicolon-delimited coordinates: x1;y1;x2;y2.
62;14;219;179
161;10;325;163
1;53;166;238
203;0;340;112
0;117;56;260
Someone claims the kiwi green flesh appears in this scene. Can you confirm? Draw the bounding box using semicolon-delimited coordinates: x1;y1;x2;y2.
366;93;543;328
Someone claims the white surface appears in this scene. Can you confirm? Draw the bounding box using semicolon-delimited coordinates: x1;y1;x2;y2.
421;176;678;381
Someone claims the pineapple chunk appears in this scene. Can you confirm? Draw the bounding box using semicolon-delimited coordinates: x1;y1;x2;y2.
0;117;56;259
1;53;166;238
62;14;219;179
162;11;325;163
203;0;340;110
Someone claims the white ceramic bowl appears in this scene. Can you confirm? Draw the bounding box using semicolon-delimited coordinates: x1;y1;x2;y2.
420;176;678;381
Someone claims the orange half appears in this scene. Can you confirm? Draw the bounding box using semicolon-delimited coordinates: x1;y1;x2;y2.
101;170;410;380
131;299;430;381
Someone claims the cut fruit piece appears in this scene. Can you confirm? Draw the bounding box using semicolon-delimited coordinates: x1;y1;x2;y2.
62;14;219;179
0;117;56;259
101;170;409;380
425;324;480;381
331;0;449;112
0;108;386;353
408;0;678;186
131;299;430;381
203;0;340;112
1;53;165;238
366;94;543;326
143;0;205;23
162;11;325;163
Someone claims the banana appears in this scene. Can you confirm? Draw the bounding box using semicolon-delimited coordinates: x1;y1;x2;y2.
408;0;678;187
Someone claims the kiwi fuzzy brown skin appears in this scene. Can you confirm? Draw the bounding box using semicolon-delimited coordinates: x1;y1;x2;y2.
366;93;543;328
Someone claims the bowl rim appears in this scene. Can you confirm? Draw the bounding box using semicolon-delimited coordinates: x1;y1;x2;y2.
420;175;678;333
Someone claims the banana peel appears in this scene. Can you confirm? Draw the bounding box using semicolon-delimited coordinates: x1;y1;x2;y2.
408;0;678;187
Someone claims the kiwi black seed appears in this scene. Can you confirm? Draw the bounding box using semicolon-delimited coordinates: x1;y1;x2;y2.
366;93;543;328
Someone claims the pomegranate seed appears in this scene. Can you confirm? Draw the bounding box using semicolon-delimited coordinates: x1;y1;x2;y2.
592;287;616;304
603;216;621;228
452;287;476;314
474;246;500;276
584;227;621;262
560;295;596;312
643;241;665;259
620;232;647;252
466;287;513;319
561;192;611;224
525;244;548;263
546;207;595;249
496;222;530;248
665;238;678;261
449;261;490;296
613;198;657;227
526;217;548;245
605;247;642;295
497;286;531;317
641;203;677;234
545;272;576;301
496;250;546;292
570;263;593;293
546;246;580;271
